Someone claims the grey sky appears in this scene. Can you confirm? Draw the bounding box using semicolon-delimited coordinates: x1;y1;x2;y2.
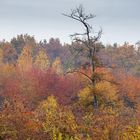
0;0;140;44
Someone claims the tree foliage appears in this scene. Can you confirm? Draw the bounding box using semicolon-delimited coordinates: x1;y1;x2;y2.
0;5;139;139
17;46;33;72
34;49;50;71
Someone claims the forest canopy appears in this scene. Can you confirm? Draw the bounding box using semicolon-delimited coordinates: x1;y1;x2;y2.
0;5;140;140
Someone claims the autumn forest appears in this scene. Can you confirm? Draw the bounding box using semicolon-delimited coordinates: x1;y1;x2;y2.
0;5;140;140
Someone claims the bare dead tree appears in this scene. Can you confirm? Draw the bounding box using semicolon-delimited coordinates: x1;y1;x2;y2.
63;5;102;108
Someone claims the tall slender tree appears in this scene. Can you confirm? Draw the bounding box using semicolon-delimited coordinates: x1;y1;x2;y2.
17;46;33;72
63;5;102;108
34;49;50;71
52;57;63;74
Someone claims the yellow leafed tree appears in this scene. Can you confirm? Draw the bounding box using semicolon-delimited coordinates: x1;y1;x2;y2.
17;46;33;72
78;81;118;109
34;49;50;71
52;57;63;74
36;96;78;139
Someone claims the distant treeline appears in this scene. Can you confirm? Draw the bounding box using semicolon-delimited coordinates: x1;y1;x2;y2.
0;34;140;76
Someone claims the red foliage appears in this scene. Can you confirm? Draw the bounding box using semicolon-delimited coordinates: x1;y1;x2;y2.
28;68;84;105
114;71;140;108
1;67;83;107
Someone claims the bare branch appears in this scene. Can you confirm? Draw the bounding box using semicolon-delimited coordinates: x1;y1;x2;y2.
70;33;87;37
65;69;92;83
63;5;103;109
92;28;102;44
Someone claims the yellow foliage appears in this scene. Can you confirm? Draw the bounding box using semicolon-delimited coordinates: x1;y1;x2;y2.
95;81;118;101
0;63;15;75
78;81;118;108
122;126;140;140
40;95;58;113
34;49;50;71
52;57;63;74
17;46;33;72
37;95;78;139
78;86;93;107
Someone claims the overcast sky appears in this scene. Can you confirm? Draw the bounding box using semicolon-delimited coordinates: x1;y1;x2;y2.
0;0;140;44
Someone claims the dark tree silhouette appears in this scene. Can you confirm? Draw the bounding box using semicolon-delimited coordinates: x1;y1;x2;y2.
63;5;102;108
